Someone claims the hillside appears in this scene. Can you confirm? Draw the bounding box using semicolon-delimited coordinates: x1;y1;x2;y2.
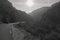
29;7;50;22
0;0;32;24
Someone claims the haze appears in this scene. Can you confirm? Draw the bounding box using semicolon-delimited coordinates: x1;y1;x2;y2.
9;0;60;13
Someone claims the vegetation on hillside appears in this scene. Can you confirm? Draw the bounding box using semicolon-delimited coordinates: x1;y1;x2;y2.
0;0;60;40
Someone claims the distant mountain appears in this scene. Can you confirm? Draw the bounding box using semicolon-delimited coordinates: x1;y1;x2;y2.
29;7;50;22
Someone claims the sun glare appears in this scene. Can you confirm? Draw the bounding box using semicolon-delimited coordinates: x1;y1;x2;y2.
26;0;34;7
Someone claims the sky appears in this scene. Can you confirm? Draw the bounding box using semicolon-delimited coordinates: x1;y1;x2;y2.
9;0;60;13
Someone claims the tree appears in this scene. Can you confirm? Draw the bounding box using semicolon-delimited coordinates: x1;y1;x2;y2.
0;0;28;24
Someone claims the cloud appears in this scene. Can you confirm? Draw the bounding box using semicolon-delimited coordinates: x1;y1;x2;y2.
8;0;60;13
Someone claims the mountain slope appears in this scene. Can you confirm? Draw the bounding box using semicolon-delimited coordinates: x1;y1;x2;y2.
29;7;50;22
